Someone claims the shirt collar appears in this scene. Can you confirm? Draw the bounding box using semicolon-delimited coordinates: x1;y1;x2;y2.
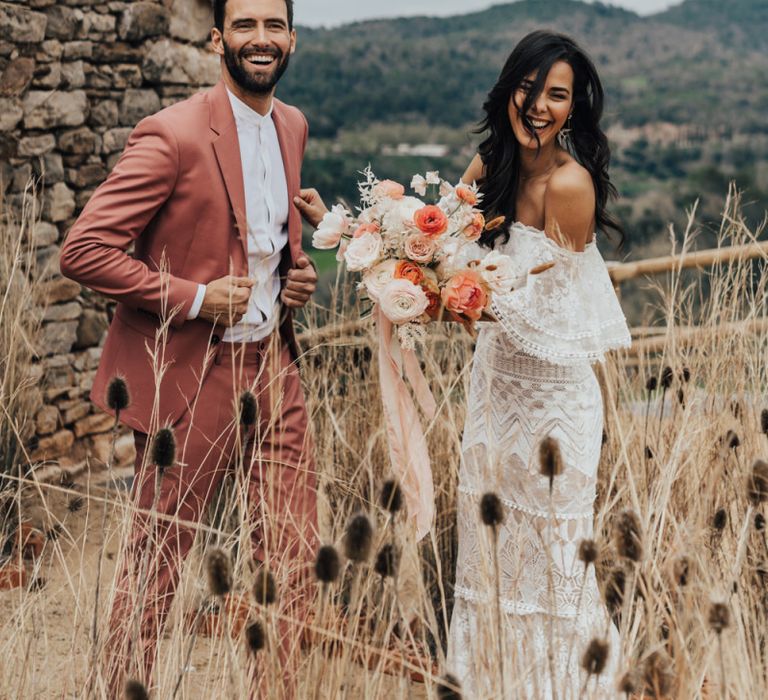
226;88;274;128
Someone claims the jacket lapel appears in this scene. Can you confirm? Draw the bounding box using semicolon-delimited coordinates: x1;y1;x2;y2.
209;81;248;262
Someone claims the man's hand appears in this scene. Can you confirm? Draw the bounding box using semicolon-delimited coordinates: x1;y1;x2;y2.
198;275;254;327
281;255;317;309
293;188;329;229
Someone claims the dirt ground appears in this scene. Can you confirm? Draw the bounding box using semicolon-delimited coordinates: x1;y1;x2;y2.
0;468;432;699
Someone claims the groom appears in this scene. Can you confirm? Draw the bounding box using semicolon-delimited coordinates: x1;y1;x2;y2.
60;0;328;694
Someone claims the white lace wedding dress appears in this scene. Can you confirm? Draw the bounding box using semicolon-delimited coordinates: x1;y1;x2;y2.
447;222;631;699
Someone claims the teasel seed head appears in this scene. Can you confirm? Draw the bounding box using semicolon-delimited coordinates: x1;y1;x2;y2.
581;638;610;676
538;435;563;490
436;673;463;700
747;459;768;506
644;445;654;460
618;670;638;696
725;429;740;449
672;555;692;587
755;512;766;531
713;507;728;531
205;548;232;597
604;567;626;616
245;620;266;653
642;650;673;697
67;496;85;513
239;390;257;427
252;567;277;606
150;426;176;470
601;430;608;446
124;680;149;700
615;509;644;563
106;376;130;413
645;376;658;393
676;388;685;407
315;545;341;584
374;543;399;579
479;492;504;527
708;601;730;634
730;399;743;419
761;408;768;435
344;512;373;563
680;366;691;383
380;479;403;514
578;539;598;568
46;523;62;541
660;366;674;389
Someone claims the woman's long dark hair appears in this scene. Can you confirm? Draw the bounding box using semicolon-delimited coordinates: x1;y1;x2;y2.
477;30;623;247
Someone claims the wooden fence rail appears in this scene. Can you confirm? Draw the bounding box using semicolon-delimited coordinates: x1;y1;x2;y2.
297;239;768;352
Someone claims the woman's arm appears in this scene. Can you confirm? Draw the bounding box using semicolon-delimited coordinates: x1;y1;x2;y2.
543;163;596;252
461;153;485;185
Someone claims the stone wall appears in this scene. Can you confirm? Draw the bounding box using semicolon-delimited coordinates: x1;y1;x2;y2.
0;0;218;473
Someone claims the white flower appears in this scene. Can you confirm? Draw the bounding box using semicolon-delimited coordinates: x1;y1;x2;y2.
362;259;397;302
426;171;440;185
439;181;454;197
438;239;485;278
344;231;382;271
381;196;424;234
410;174;427;196
379;278;429;324
312;204;351;249
478;251;522;294
397;322;427;350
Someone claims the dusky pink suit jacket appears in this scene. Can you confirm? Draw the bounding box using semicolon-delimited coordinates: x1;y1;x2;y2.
60;80;308;434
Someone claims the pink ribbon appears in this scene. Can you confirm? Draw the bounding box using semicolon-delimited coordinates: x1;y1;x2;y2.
377;307;436;540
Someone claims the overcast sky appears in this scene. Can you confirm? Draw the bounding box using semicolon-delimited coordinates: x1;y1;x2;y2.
297;0;683;27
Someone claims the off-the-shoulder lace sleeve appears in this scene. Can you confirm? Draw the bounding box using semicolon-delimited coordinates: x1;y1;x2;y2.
490;225;631;365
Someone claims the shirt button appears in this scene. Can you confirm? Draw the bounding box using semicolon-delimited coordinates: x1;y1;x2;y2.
211;334;221;345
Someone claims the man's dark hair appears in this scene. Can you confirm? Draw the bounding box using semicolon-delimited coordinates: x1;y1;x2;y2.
213;0;294;32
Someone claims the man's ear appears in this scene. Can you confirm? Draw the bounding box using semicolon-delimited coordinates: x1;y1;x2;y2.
211;27;224;57
289;28;297;54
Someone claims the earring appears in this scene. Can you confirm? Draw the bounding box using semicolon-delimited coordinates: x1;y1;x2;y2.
557;114;573;151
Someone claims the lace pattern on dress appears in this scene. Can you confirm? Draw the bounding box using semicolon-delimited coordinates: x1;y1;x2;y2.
490;222;631;366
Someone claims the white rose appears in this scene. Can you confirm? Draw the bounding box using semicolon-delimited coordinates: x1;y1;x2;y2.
362;259;397;302
379;279;430;324
312;204;351;249
479;250;524;294
344;231;382;271
381;196;423;234
410;174;427;196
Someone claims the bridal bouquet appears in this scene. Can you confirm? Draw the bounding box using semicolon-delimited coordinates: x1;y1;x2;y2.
312;168;517;349
311;169;517;541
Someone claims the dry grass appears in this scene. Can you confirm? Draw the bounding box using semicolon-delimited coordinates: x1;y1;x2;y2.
1;189;767;699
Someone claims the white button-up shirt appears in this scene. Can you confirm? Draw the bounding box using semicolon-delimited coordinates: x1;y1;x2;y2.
187;89;289;342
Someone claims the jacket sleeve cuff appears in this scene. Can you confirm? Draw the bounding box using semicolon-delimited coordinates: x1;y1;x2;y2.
186;284;207;320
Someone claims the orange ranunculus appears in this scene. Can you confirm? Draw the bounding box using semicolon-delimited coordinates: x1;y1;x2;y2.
394;260;424;286
441;271;488;322
463;212;485;241
455;185;478;206
353;222;380;238
373;179;405;200
413;205;449;238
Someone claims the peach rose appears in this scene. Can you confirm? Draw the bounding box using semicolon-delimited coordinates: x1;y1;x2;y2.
394;260;424;286
413;205;448;238
441;270;489;322
373;179;405;200
455;185;478;206
463;212;485;241
353;222;381;238
403;233;437;263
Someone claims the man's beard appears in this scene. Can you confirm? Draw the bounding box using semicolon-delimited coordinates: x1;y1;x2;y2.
223;40;291;95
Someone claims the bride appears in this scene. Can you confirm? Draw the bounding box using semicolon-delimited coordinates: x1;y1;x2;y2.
446;31;631;698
